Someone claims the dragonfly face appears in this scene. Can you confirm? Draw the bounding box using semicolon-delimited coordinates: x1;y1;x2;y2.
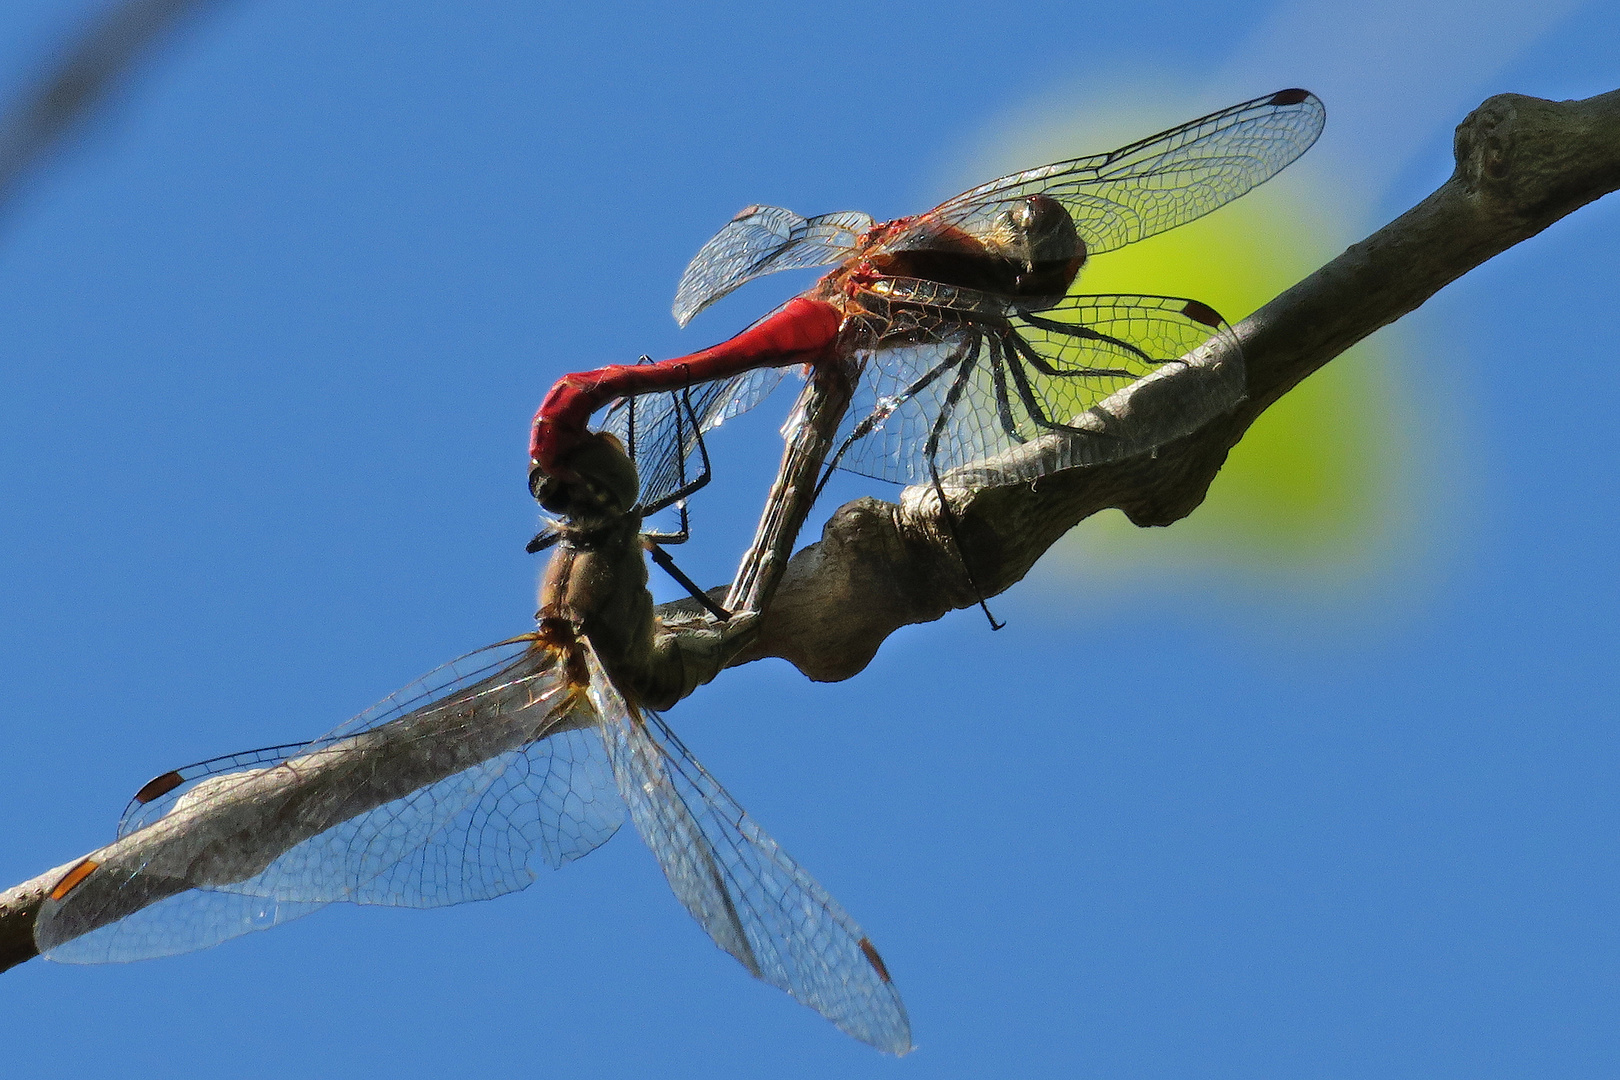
529;430;640;519
995;193;1088;300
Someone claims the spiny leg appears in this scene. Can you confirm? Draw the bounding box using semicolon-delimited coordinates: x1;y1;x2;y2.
986;330;1025;448
644;383;727;617
811;327;979;503
1001;326;1125;441
925;352;1004;631
1016;311;1157;375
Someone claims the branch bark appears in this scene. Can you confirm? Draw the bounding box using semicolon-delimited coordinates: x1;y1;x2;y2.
4;87;1618;974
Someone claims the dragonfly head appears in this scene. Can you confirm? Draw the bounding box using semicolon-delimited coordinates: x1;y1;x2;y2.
529;431;641;522
996;194;1085;301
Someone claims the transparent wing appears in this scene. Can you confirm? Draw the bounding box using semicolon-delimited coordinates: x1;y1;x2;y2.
599;363;792;515
38;639;625;963
834;292;1242;485
673;205;874;327
916;89;1324;256
583;647;911;1055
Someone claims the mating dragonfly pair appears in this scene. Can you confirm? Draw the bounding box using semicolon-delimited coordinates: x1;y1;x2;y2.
36;89;1324;1054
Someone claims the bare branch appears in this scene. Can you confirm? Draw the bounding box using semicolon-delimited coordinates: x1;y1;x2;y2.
0;865;69;972
4;87;1617;974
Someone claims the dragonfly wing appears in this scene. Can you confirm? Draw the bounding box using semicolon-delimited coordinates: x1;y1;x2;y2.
600;364;792;515
38;640;626;963
836;292;1241;484
673;205;873;326
584;648;912;1055
924;89;1324;255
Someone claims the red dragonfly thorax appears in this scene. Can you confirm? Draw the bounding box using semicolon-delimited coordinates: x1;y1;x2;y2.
829;194;1087;312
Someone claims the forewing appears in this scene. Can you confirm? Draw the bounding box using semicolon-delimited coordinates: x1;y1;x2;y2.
922;89;1324;255
673;205;873;326
37;640;626;963
837;293;1241;484
584;649;912;1055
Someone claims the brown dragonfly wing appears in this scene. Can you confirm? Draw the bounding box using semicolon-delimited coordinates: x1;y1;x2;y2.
584;645;913;1055
37;640;625;963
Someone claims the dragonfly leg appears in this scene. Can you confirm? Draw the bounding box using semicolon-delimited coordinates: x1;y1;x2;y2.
642;501;690;546
645;540;731;621
1000;327;1126;446
638;383;716;516
811;329;977;503
924;352;1004;631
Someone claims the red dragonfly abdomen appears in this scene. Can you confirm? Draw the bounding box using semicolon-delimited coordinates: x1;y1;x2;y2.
529;296;844;483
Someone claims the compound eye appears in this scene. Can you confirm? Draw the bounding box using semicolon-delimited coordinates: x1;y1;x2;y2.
1018;195;1080;263
1007;195;1085;301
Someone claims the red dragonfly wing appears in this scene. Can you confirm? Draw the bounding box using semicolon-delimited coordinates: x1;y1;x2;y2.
900;89;1325;257
599;363;791;514
37;639;624;963
673;205;874;326
831;290;1242;485
584;646;913;1055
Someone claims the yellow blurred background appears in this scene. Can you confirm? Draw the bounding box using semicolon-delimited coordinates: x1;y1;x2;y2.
941;90;1432;602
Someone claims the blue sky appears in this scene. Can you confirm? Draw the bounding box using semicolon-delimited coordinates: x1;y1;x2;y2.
1;1;1617;1077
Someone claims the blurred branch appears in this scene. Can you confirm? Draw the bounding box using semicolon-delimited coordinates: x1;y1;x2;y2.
0;0;232;972
0;0;224;215
3;86;1618;972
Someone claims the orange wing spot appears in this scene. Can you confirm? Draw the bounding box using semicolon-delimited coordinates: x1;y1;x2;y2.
49;859;99;901
858;937;892;983
1181;299;1224;328
133;770;184;804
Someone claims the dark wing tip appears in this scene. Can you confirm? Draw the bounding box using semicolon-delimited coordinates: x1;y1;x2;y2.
1269;88;1313;106
132;770;184;805
1181;300;1225;327
858;937;893;983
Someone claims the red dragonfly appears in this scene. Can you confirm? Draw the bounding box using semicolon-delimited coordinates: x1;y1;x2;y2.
32;93;1326;1055
530;89;1325;527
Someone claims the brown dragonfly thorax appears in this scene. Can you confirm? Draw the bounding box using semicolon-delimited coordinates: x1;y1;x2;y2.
840;193;1085;307
533;431;699;712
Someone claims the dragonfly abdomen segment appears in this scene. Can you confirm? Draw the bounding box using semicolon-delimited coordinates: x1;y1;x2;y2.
529;296;843;488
